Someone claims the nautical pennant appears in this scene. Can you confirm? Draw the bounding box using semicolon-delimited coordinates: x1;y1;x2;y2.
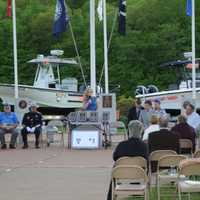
186;0;192;16
7;0;12;17
53;0;69;38
97;0;103;21
118;0;126;35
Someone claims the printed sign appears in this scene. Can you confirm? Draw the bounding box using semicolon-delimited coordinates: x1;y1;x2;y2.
71;130;99;149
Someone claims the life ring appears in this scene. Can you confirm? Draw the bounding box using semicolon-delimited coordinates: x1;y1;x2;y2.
18;100;27;109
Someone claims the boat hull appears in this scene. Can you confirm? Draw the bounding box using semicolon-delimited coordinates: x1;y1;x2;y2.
136;88;200;111
0;84;83;108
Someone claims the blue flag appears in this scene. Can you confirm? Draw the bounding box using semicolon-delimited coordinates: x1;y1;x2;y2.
53;0;69;38
186;0;192;16
118;0;126;35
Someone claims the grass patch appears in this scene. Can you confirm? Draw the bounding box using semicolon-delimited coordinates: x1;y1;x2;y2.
123;187;200;200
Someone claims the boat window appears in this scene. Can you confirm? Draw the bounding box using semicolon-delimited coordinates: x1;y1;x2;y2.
185;64;200;79
49;83;56;88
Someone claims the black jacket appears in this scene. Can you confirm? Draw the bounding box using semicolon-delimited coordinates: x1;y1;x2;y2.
172;123;196;152
148;128;180;153
22;111;43;127
113;137;148;161
127;107;139;123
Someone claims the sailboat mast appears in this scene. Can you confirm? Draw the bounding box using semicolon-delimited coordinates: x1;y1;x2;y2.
103;0;109;94
90;0;96;96
12;0;19;99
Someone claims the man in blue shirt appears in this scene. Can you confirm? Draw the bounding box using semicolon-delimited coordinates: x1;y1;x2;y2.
0;104;19;149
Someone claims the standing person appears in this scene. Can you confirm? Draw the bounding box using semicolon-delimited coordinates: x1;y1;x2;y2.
153;99;166;117
82;88;97;111
171;115;196;152
21;103;43;149
185;103;200;132
139;100;153;129
106;120;148;200
127;98;143;124
0;104;19;149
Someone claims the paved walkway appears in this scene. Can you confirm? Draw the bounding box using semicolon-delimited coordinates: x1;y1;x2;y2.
0;146;113;200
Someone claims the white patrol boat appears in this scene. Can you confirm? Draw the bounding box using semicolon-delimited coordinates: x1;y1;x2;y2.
135;57;200;116
0;50;83;114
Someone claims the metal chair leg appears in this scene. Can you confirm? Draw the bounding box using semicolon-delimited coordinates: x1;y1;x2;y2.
178;185;182;200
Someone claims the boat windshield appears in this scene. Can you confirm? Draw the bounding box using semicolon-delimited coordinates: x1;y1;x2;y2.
184;63;200;79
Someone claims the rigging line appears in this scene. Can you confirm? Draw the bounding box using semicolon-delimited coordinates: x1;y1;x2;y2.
69;20;87;87
98;7;118;87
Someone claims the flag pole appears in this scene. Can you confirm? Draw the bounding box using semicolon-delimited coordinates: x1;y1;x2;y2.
192;0;196;105
90;0;96;96
103;0;109;94
12;0;19;100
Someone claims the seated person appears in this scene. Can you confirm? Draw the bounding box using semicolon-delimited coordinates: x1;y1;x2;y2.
0;103;19;149
171;115;196;153
107;120;148;200
142;115;159;142
21;103;43;149
148;116;180;154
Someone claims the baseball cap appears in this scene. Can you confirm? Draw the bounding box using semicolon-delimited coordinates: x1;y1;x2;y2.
3;103;11;107
29;102;38;108
154;99;161;104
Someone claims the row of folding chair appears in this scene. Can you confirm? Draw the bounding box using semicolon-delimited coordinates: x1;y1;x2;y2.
112;149;200;200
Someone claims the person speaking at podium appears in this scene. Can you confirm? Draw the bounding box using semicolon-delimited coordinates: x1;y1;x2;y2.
82;88;97;111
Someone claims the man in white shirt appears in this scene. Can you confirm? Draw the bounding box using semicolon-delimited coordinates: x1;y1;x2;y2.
185;103;200;131
142;115;159;142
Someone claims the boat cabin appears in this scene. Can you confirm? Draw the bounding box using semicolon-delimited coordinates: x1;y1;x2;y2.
28;53;78;92
160;59;200;90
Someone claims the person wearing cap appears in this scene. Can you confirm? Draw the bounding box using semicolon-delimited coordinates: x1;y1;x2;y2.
0;104;19;149
21;103;43;149
153;99;166;117
139;100;154;129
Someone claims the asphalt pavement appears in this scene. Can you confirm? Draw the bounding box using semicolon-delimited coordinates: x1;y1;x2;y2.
0;146;113;200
